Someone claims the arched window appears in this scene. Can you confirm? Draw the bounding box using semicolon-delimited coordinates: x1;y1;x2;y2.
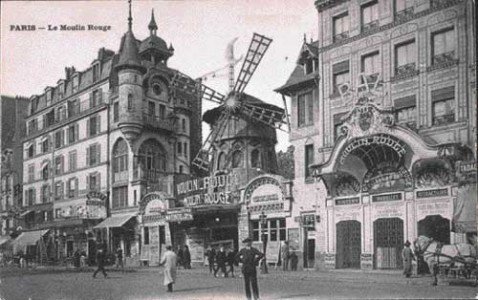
251;149;261;169
127;94;133;110
113;139;129;174
138;139;166;175
182;119;186;132
217;152;226;171
232;150;243;168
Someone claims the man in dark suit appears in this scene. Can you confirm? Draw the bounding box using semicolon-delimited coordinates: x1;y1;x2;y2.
214;246;228;277
92;248;107;278
235;237;264;300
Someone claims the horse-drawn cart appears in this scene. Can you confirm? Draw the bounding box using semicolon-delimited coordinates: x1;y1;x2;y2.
415;235;478;286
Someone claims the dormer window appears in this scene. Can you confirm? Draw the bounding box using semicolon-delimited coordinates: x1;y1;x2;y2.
46;88;53;105
57;81;65;99
304;56;318;75
93;63;100;82
72;74;79;93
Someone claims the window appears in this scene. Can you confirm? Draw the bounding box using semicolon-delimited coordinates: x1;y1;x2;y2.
182;119;186;132
68;99;80;117
28;164;34;182
26;188;35;206
127;94;133;110
28;119;38;135
55;209;61;219
69;151;77;171
56;106;66;122
297;92;313;127
177;142;182;155
113;139;128;182
42;164;49;180
91;89;102;108
394;95;417;129
332;61;350;95
361;51;380;80
303;214;316;231
42;138;49;153
138;139;167;180
55;130;64;149
112;186;128;208
27;144;35;158
432;27;455;65
88;115;100;136
55;155;64;175
41;185;50;203
251;149;261;169
395;0;413;17
333;13;349;41
305;144;314;178
217;152;226;170
54;181;64;200
144;227;150;245
93;64;100;82
148;102;155;116
432;86;455;125
232;150;243;168
179;165;184;174
361;1;379;30
395;40;416;75
88;173;101;191
68;124;78;144
159;104;166;119
67;178;77;198
88;144;101;166
183;142;188;158
113;102;119;122
251;219;286;242
72;75;79;93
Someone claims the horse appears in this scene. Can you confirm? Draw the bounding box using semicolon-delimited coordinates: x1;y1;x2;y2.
414;235;477;285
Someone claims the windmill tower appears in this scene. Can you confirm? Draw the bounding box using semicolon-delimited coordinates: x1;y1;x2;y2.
171;33;289;183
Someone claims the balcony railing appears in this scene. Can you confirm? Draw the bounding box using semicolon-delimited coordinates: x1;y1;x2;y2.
133;168;167;183
333;31;349;43
393;63;418;81
432;51;456;65
361;20;379;33
142;113;174;132
433;113;455;126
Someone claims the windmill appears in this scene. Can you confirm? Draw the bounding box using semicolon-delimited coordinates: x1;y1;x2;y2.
171;33;290;172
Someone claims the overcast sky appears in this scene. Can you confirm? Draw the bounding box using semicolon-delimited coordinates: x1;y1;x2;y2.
1;0;318;151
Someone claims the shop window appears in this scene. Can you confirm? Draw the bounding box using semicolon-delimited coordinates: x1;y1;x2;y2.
432;86;455;125
432;27;455;65
297;92;313;127
251;219;286;242
144;227;150;245
395;40;416;76
333;12;349;42
112;186;128;208
361;0;379;32
279;219;286;241
304;144;314;179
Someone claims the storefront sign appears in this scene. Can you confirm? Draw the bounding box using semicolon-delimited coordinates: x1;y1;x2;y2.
372;204;403;219
141;192;171;215
416;198;451;221
87;191;107;201
166;210;193;222
416;188;448;199
58;200;106;219
245;176;287;215
176;174;239;207
339;134;406;165
335;197;360;205
459;161;477;173
372;193;402;203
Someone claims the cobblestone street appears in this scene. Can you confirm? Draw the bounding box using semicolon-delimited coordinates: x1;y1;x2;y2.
1;266;476;300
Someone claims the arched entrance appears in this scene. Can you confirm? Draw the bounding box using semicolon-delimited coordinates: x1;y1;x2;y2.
336;220;361;269
373;218;403;269
418;215;450;244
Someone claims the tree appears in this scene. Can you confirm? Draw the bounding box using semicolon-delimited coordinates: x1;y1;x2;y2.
277;146;295;180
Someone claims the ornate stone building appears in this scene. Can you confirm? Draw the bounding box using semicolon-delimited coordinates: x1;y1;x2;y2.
19;6;201;265
277;0;476;270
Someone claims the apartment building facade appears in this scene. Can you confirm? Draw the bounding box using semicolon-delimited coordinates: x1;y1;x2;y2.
277;0;476;270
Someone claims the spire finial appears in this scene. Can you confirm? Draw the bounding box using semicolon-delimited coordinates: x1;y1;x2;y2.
303;33;307;43
128;0;133;31
148;8;158;35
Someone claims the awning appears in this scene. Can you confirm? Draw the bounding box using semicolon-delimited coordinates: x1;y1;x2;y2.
94;213;136;229
19;210;33;218
11;229;49;250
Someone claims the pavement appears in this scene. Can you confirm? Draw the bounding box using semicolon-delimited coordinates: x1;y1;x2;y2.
1;265;477;300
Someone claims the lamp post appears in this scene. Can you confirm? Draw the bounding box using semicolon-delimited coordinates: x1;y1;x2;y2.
259;211;268;274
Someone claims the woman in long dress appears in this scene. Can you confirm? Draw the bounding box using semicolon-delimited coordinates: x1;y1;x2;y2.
160;245;178;292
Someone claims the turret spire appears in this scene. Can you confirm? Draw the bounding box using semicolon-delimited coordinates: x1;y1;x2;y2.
148;9;158;36
128;0;133;31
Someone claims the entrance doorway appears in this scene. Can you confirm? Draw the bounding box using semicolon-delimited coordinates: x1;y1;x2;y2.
303;238;315;269
418;215;450;244
336;220;361;269
373;218;403;269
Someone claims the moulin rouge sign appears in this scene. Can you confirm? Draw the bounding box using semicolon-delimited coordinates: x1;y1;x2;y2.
176;174;239;207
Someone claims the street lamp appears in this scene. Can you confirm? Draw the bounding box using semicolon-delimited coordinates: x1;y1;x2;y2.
259;211;268;274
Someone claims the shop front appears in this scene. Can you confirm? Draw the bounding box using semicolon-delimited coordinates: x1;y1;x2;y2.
311;93;475;270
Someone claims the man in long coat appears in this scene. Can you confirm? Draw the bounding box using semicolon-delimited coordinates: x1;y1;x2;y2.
235;237;264;300
160;245;178;292
402;240;415;278
281;241;290;271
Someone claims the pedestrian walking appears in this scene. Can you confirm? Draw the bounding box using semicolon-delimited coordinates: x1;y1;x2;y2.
289;250;298;271
206;246;216;274
74;250;81;269
92;249;107;278
160;245;178;293
115;247;124;271
183;245;191;269
281;241;290;271
214;246;228;277
402;240;415;278
226;248;236;277
235;237;264;300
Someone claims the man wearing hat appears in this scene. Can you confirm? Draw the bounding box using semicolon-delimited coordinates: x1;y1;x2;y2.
235;237;264;300
402;240;415;278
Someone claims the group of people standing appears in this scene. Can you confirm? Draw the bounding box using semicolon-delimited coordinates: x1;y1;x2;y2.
205;245;237;277
175;245;191;269
280;241;298;271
